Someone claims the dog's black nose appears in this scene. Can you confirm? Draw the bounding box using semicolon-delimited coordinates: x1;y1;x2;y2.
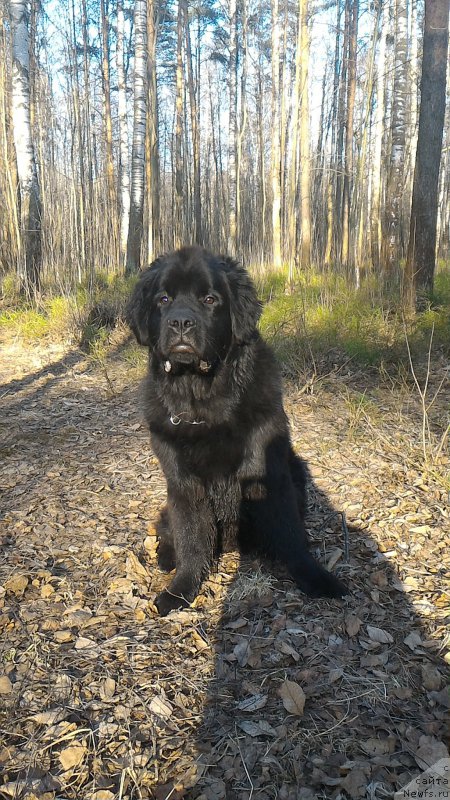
167;313;196;331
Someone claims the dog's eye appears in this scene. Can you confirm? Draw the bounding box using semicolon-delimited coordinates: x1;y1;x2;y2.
158;295;170;306
203;295;216;305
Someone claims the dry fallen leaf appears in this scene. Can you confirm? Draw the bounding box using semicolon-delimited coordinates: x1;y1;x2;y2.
236;693;268;712
126;551;150;583
340;767;368;799
101;677;116;700
233;639;252;667
31;708;68;726
326;548;343;570
149;696;173;721
4;575;28;596
366;625;394;644
58;743;87;770
345;614;362;637
0;675;13;694
278;680;306;716
404;631;423;651
237;719;277;737
75;636;97;649
414;735;449;770
421;665;443;691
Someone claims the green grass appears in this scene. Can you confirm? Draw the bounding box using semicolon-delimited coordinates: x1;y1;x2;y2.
1;265;449;368
0;271;136;348
257;266;450;369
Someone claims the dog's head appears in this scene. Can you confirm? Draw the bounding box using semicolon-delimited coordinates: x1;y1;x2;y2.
126;247;262;369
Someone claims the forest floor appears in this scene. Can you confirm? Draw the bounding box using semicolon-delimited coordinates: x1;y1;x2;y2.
0;329;449;800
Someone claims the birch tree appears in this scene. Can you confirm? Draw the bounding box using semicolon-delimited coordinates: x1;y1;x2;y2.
228;0;237;253
382;0;408;275
271;0;282;269
370;0;389;271
126;0;147;275
117;0;130;267
298;0;311;269
10;0;41;292
145;0;160;260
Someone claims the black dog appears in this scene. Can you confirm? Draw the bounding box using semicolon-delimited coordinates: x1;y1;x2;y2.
127;246;347;615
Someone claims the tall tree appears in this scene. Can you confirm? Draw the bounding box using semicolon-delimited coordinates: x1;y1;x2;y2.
117;0;130;266
382;0;408;275
227;0;237;253
183;0;201;245
100;0;115;245
271;0;282;268
370;0;389;272
341;0;358;269
298;0;311;269
145;0;160;260
405;0;449;305
126;0;148;274
10;0;41;293
174;0;184;248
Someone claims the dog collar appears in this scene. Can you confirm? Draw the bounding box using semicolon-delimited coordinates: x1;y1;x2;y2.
169;412;206;426
164;359;212;373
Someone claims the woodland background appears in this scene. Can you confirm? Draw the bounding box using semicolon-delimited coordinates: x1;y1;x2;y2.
1;1;449;797
1;0;449;309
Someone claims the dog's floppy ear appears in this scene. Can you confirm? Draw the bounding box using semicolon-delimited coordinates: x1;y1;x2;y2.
126;261;161;346
222;256;262;343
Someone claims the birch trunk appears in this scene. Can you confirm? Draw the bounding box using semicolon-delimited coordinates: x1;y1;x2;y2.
382;0;408;275
100;0;117;266
370;0;389;271
341;0;358;269
10;0;42;292
183;0;201;245
236;0;248;252
126;0;147;274
146;0;160;260
228;0;237;253
174;0;184;248
271;0;282;268
324;0;342;267
117;0;130;266
299;0;311;269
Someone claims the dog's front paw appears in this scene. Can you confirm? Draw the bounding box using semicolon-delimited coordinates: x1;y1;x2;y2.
155;589;190;616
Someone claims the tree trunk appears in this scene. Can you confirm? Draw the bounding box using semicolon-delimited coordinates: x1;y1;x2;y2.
271;0;282;268
370;0;389;271
117;0;130;267
237;0;248;253
228;0;237;253
382;0;408;276
100;0;116;265
299;0;311;269
405;0;449;305
324;0;342;268
174;0;184;248
126;0;147;275
10;0;42;293
183;0;201;245
341;0;358;269
146;0;160;261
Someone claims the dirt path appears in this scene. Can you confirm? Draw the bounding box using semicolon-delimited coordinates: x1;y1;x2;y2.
0;338;448;800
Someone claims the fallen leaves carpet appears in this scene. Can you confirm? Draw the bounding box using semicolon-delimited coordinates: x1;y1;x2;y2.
0;338;448;799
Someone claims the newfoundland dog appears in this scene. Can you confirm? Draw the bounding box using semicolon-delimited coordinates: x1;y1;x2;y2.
127;246;347;616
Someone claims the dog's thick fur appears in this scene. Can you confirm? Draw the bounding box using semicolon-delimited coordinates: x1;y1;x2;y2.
127;246;347;615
